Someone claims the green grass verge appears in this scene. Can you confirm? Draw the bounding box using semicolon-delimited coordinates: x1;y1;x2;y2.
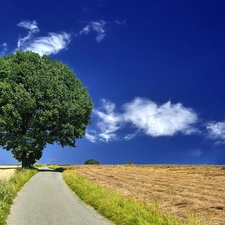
0;169;37;225
63;170;188;225
47;164;59;170
33;163;47;168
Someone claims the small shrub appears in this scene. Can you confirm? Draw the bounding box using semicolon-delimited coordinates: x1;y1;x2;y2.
125;161;133;165
84;159;100;165
47;165;59;170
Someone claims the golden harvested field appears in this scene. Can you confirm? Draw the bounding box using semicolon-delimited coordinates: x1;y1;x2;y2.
66;165;225;225
0;165;20;181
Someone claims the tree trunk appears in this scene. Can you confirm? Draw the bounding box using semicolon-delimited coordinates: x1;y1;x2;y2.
21;152;33;168
27;153;33;169
22;151;27;168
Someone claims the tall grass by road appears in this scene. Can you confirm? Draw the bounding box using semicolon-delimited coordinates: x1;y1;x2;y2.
63;169;194;225
0;169;37;225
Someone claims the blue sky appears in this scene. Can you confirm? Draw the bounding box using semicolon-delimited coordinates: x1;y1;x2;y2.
0;0;225;165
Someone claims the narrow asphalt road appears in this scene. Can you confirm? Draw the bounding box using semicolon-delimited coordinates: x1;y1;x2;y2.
7;168;114;225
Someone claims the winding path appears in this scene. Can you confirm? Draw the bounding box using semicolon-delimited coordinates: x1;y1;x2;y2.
7;168;114;225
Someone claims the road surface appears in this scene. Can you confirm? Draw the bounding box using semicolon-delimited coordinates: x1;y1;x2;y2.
7;168;114;225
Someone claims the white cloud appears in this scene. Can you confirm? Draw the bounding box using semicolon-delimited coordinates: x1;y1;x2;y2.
99;132;117;142
79;20;107;42
17;20;71;55
86;97;198;143
21;32;71;56
78;20;124;42
15;18;124;54
85;130;98;143
91;21;107;42
96;33;106;42
79;25;90;35
190;149;202;157
206;121;225;143
124;133;137;140
8;19;122;56
93;99;123;142
17;20;39;49
123;98;198;137
18;20;39;31
1;42;8;55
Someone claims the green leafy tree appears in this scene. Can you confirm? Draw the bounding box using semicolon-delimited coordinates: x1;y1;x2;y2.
125;161;133;165
84;159;100;165
0;51;93;168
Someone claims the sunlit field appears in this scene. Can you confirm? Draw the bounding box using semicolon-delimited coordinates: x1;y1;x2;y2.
64;165;225;225
0;165;20;181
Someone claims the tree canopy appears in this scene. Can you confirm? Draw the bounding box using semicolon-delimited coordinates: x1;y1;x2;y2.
84;159;100;165
0;51;93;168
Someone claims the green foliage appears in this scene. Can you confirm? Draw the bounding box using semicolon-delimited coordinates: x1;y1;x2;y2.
125;161;133;165
33;163;47;168
84;159;100;165
47;164;60;170
47;165;67;172
63;170;185;225
0;169;37;225
0;51;93;168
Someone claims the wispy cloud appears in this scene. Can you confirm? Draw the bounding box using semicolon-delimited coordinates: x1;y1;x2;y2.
91;99;123;142
206;121;225;145
85;130;98;143
17;20;71;55
79;25;90;35
79;20;125;42
115;20;126;25
18;20;39;31
124;133;137;140
6;19;123;55
79;20;107;42
1;43;8;55
91;21;107;42
190;149;203;157
17;20;39;49
86;97;198;143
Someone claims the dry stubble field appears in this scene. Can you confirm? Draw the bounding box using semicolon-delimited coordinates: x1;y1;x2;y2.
0;166;19;181
66;165;225;225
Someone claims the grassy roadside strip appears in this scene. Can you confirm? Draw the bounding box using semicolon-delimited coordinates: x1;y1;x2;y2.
63;170;191;225
47;164;60;170
33;163;47;168
0;169;37;225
